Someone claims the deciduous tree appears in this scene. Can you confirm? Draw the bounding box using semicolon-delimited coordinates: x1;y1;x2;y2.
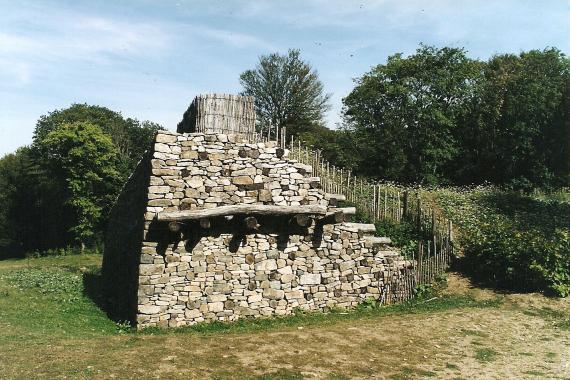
41;122;121;250
240;49;331;138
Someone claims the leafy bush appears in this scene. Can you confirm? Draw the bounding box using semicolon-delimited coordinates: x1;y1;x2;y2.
25;246;102;258
374;219;426;258
435;187;570;296
0;268;84;303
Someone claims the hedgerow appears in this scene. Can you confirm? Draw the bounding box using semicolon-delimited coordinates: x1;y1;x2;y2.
434;187;570;296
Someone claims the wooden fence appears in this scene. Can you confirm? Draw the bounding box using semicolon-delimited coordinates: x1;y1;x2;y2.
244;127;456;301
285;135;456;301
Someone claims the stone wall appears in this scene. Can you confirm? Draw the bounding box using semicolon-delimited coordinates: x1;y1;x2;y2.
129;131;411;328
102;151;152;323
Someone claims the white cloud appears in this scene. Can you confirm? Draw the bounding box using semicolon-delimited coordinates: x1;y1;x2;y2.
197;26;276;50
0;9;173;86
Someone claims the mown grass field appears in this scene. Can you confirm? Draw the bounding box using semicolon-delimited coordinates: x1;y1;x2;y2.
0;253;569;379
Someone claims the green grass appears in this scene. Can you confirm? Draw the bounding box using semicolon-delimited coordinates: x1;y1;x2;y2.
256;369;305;380
0;258;117;345
0;254;502;341
392;367;437;378
474;347;498;362
523;370;547;377
460;328;488;337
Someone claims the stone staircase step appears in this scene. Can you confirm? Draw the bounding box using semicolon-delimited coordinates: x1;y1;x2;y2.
339;223;376;235
376;250;401;257
364;236;392;247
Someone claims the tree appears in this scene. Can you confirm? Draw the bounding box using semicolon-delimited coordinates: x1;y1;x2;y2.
0;148;41;258
40;122;121;250
464;48;570;189
240;49;331;138
343;45;482;184
33;104;163;179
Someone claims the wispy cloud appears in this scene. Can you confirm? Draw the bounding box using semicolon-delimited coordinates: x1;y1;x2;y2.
0;8;172;87
197;26;276;50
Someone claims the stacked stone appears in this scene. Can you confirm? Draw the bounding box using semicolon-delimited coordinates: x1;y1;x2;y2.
134;131;412;328
145;131;321;228
137;223;411;327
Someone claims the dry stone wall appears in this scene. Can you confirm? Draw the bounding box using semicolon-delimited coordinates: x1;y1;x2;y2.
104;130;412;328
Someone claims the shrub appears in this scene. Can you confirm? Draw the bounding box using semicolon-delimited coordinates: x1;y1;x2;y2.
435;188;570;296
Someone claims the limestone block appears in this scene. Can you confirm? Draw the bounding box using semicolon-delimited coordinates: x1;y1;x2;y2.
232;167;256;176
263;288;284;300
299;273;321;285
139;304;161;314
255;259;277;271
155;143;171;153
233;176;253;185
139;264;165;276
148;186;170;194
208;302;224;312
156;134;177;143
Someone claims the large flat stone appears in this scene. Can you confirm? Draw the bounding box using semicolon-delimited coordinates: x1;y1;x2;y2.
299;273;321;285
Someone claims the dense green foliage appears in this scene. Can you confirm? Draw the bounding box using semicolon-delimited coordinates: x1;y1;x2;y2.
306;46;569;189
240;49;331;137
42;122;122;248
0;105;162;258
33;104;162;174
343;45;482;183
434;188;570;296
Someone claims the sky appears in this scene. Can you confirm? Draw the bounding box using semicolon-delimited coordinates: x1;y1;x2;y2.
1;0;568;156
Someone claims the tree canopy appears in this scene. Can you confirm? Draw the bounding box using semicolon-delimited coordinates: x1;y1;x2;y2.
0;104;162;258
240;49;331;137
42;122;121;249
342;45;482;184
340;46;570;188
33;104;162;177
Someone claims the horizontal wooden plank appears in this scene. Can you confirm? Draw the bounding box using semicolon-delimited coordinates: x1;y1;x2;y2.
157;204;328;221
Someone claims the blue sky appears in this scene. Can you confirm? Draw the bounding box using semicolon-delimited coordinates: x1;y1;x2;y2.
1;0;568;156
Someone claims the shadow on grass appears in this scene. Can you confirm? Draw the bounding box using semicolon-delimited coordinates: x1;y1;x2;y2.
82;270;125;323
449;256;528;295
478;191;570;233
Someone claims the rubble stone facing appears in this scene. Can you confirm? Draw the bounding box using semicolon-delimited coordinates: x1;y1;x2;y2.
104;130;412;329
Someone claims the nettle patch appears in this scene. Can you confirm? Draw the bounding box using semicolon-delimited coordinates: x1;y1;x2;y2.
1;268;84;303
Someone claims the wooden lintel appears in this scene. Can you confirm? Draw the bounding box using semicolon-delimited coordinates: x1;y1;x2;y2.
324;207;356;223
324;193;347;201
157;204;328;222
325;207;356;217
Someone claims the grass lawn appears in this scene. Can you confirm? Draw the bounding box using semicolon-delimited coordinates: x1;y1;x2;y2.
0;254;569;379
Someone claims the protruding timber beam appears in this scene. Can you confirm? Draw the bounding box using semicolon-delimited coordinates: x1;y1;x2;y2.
199;218;211;229
325;193;346;206
244;216;259;230
325;193;347;201
168;221;183;233
290;214;313;227
157;204;327;221
324;207;356;223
